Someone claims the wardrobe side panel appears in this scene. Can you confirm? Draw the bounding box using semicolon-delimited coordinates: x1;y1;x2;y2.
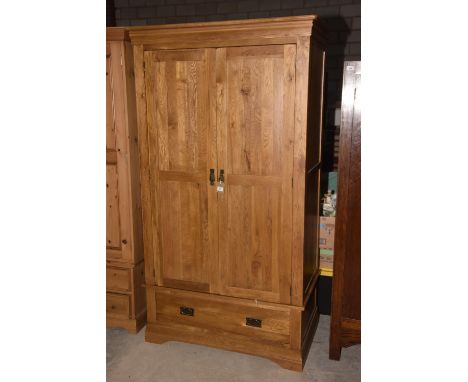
109;41;134;262
123;40;144;264
291;36;311;306
303;40;325;292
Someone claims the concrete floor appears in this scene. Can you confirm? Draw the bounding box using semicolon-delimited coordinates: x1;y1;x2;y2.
107;315;360;382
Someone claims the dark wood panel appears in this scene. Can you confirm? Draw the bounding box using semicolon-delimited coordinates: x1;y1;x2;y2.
329;61;361;360
340;318;361;348
342;77;361;319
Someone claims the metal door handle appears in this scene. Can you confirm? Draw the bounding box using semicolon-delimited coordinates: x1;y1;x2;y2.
218;169;224;183
209;169;215;185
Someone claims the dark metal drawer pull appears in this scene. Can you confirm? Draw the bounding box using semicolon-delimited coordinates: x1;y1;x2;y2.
180;306;194;316
246;317;262;328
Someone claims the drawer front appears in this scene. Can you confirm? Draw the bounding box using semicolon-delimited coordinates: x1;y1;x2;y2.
107;267;130;292
107;293;130;318
155;289;290;344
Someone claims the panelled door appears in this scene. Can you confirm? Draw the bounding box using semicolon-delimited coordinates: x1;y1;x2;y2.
215;45;296;304
144;49;217;293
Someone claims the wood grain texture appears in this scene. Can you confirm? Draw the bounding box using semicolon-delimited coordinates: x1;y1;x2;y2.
107;27;129;42
133;261;147;319
330;61;361;360
107;267;130;292
216;44;295;304
155;288;291;342
146;321;303;371
206;48;220;295
290;36;310;307
106;30;146;333
106;293;130;319
151;286;304;312
106;165;121;250
129;16;317;49
108;41;133;262
130;16;325;368
144;48;215;292
340;318;361;348
123;40;145;265
106;150;117;164
142;52;162;286
107;310;146;334
145;286;307;371
134;44;154;283
106;49;116;151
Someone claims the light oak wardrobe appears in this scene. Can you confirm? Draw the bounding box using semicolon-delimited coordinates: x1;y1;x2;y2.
129;16;325;370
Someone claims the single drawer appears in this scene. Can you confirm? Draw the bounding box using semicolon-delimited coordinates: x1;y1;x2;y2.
107;293;130;318
107;267;130;292
155;288;291;345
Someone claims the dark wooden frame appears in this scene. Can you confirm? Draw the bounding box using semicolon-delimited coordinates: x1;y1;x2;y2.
329;61;361;360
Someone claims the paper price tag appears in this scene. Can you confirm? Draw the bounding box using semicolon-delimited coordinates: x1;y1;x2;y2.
217;185;224;192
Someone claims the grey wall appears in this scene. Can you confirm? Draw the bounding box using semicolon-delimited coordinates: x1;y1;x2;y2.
112;0;360;120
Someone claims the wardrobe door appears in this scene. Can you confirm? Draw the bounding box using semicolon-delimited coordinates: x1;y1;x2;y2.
144;49;216;293
215;45;296;304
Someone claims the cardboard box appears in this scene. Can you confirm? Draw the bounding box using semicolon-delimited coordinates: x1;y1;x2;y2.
320;248;334;270
319;216;335;250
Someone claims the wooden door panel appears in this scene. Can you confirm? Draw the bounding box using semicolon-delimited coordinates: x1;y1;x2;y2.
154;51;207;173
106;165;121;249
145;49;214;292
225;184;280;296
226;45;284;177
216;45;296;304
159;180;210;292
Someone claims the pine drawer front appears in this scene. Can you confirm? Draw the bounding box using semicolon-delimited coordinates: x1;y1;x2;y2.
107;267;130;292
155;288;291;345
107;293;130;319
